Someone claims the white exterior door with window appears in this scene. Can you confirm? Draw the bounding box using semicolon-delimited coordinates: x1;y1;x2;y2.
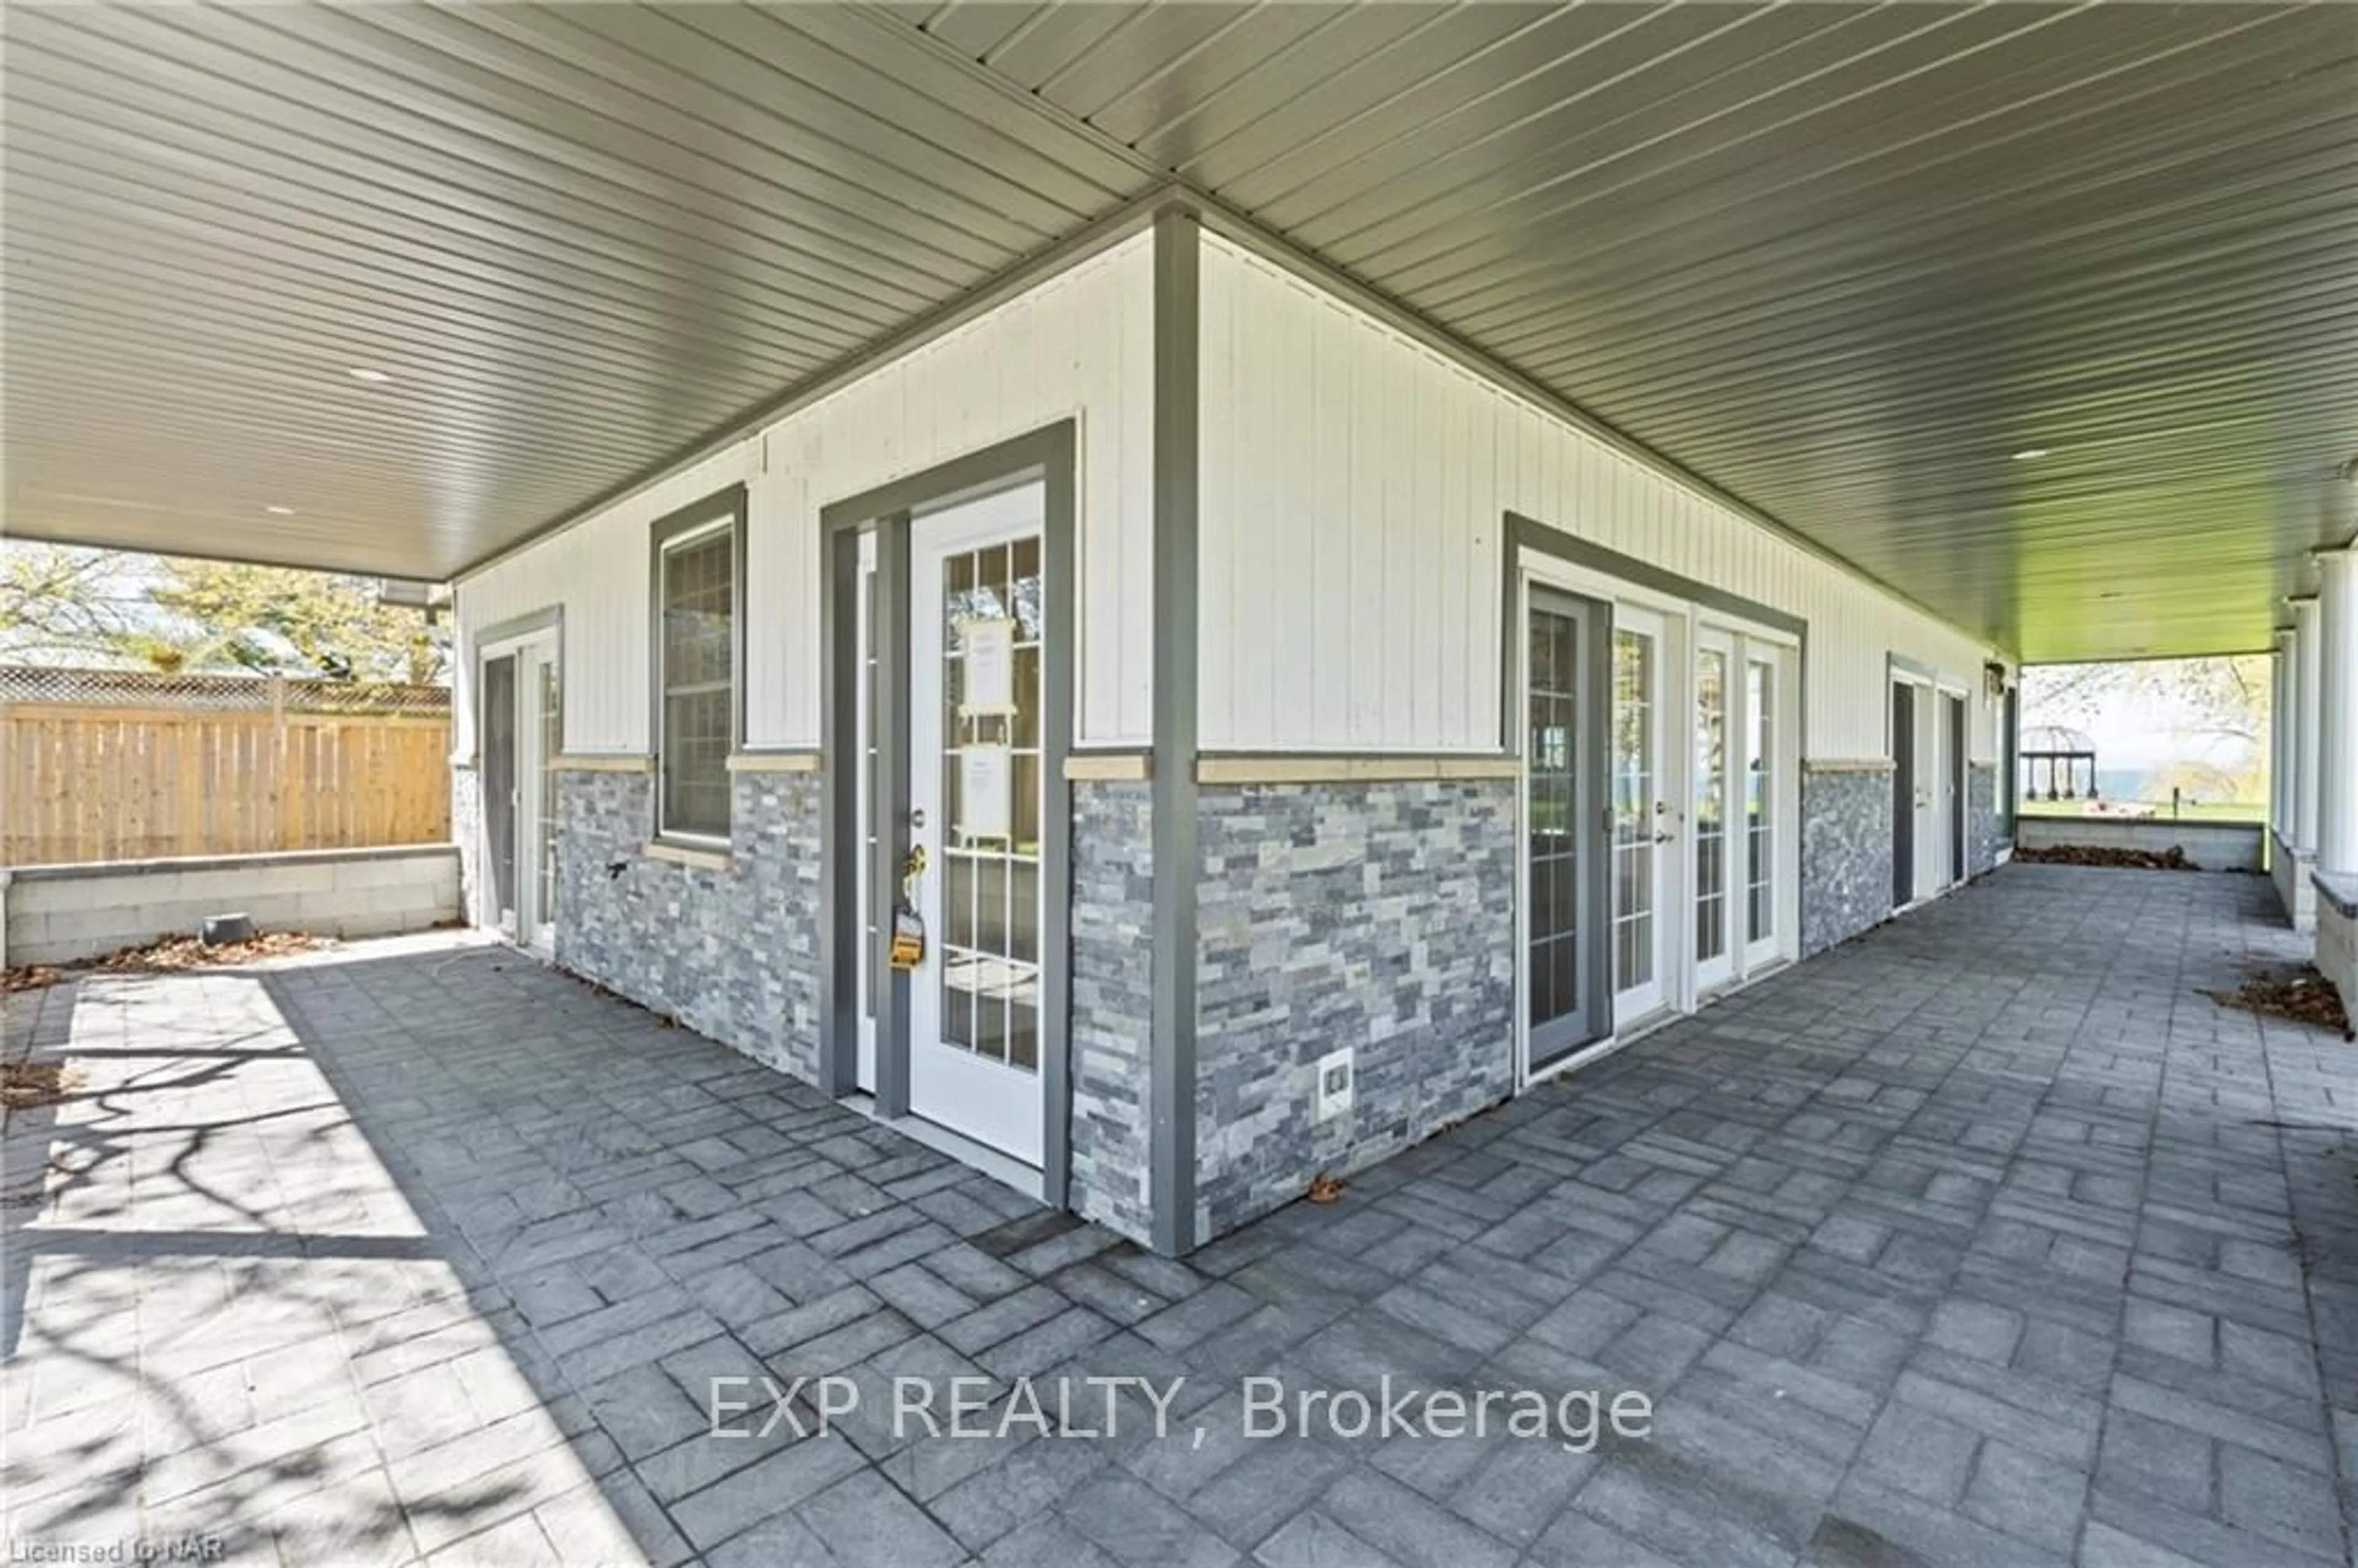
904;483;1048;1166
1609;605;1673;1025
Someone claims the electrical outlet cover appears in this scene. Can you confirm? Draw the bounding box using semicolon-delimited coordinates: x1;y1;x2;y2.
1315;1047;1354;1122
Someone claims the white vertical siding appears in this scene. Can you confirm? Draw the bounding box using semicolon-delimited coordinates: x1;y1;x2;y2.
457;231;1156;753
1197;233;2007;761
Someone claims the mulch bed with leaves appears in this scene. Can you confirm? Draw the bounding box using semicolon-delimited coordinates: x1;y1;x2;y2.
2;930;333;995
2014;843;2196;871
2204;964;2353;1039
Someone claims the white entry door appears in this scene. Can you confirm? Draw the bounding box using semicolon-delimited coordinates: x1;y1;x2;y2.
1741;645;1789;972
517;635;560;955
1691;627;1738;994
905;484;1048;1165
1610;606;1671;1025
482;629;560;957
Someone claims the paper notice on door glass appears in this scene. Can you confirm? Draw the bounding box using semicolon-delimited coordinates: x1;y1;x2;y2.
959;745;1012;842
959;617;1016;716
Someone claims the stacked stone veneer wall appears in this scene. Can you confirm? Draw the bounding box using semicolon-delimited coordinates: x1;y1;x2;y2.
1968;761;2000;877
1192;777;1516;1241
554;768;822;1083
1068;780;1156;1243
1802;763;1896;956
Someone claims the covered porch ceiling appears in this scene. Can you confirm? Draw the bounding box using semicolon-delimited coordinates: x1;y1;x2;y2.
7;2;2354;662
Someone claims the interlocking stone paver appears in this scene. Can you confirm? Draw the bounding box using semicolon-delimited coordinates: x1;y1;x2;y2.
6;866;2357;1566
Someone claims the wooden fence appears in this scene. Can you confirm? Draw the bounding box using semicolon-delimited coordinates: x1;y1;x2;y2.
2;667;451;864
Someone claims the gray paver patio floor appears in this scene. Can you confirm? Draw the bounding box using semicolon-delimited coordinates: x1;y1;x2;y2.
5;862;2356;1567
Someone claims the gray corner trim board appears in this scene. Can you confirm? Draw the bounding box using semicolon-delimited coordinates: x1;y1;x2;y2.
1505;514;1807;642
648;484;750;844
1151;205;1202;1256
817;419;1080;1207
455;190;1181;587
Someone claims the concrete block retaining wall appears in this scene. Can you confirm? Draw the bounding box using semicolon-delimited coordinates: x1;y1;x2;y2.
2315;872;2357;1011
2018;816;2265;872
2;845;461;967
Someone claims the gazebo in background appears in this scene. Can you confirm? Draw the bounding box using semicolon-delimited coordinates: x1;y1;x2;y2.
2021;724;2099;803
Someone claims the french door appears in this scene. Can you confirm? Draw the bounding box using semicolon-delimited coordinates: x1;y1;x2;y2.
1519;564;1799;1076
1523;589;1606;1070
1609;607;1671;1024
1678;622;1792;999
1692;629;1738;993
1740;648;1786;972
903;484;1048;1165
480;631;560;957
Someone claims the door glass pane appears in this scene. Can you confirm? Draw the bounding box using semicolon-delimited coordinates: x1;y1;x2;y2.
1527;607;1581;1030
536;656;561;932
938;532;1044;1077
1612;629;1656;992
481;654;516;928
1748;658;1776;942
1694;647;1727;966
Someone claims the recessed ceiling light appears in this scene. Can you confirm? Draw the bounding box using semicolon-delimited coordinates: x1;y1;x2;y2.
348;367;393;384
2010;448;2049;461
265;505;295;516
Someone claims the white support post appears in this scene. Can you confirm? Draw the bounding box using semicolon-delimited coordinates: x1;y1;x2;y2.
2316;550;2358;877
2293;596;2323;857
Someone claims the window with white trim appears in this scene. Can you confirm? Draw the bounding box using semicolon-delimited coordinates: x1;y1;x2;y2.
656;513;736;841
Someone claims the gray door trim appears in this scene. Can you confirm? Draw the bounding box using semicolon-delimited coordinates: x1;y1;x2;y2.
1150;205;1201;1255
1522;583;1613;1068
819;421;1078;1203
468;604;566;765
1504;511;1810;759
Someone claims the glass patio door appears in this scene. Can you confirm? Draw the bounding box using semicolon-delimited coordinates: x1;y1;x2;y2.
1692;628;1737;993
1610;606;1670;1024
1524;588;1605;1071
1741;646;1784;971
518;636;561;955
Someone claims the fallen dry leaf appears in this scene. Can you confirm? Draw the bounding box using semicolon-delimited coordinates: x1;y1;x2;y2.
1;1059;79;1111
1306;1173;1348;1205
2014;844;2195;871
2;930;333;993
2204;964;2352;1039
